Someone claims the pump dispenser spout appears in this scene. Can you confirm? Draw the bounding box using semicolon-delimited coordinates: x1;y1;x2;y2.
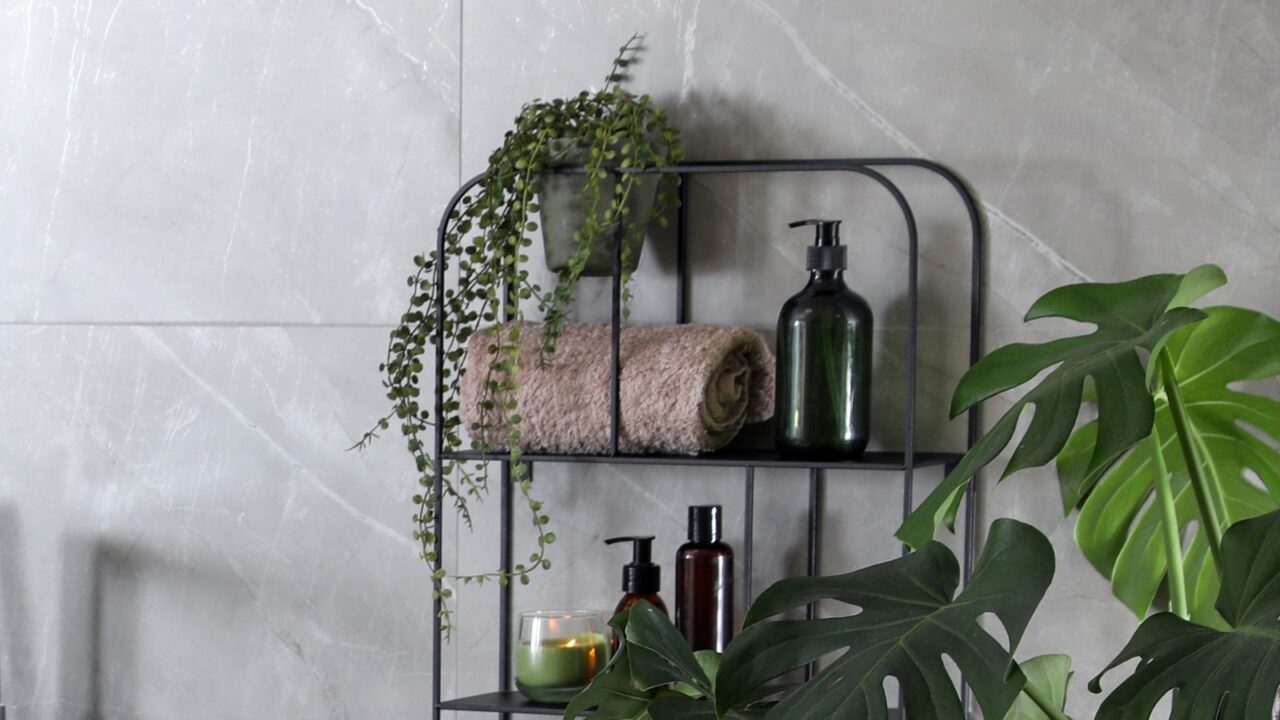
789;218;846;271
604;536;660;594
604;535;667;621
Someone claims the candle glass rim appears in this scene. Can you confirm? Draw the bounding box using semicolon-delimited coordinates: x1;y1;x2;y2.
519;609;604;620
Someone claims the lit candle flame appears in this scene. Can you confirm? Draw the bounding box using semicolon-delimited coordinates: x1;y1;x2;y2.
563;637;578;648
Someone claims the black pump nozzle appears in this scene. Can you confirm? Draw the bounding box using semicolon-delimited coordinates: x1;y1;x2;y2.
789;218;846;271
605;536;660;594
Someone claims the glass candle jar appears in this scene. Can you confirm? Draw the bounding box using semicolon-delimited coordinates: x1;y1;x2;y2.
515;610;610;703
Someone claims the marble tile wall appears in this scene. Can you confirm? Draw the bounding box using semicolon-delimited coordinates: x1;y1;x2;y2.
2;0;1277;718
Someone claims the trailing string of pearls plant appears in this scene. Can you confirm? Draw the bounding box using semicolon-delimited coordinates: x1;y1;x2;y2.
353;35;684;633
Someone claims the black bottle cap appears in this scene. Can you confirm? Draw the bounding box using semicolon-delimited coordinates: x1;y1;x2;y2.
789;218;846;272
688;505;722;544
605;536;660;594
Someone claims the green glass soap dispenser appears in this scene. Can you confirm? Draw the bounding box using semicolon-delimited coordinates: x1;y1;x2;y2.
776;219;873;457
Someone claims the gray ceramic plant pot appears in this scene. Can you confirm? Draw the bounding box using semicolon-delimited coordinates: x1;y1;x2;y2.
538;140;660;276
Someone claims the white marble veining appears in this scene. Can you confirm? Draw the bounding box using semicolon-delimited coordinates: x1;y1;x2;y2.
2;0;1278;718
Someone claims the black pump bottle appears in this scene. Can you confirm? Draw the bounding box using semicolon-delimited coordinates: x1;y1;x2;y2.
604;536;667;617
675;505;734;652
775;218;873;457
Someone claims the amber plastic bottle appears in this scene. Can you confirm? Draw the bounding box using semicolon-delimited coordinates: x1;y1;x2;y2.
675;506;734;652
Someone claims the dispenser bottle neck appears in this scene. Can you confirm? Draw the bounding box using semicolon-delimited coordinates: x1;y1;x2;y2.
791;219;847;276
807;267;846;287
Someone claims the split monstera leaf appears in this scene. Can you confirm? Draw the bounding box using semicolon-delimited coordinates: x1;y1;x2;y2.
566;519;1057;720
1062;305;1280;626
566;511;1280;719
1091;510;1280;719
898;263;1280;629
896;264;1227;550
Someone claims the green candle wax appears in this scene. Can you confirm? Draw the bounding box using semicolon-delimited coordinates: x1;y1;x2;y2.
515;631;610;703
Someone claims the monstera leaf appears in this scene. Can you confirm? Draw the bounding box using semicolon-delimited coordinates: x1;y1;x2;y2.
1004;655;1073;720
715;519;1055;719
897;265;1224;550
1091;509;1280;719
563;601;705;720
1061;306;1280;625
561;634;651;719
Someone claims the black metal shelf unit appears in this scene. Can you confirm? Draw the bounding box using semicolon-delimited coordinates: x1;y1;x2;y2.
429;158;985;718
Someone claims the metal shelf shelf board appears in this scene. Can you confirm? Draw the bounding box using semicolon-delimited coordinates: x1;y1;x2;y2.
444;448;962;471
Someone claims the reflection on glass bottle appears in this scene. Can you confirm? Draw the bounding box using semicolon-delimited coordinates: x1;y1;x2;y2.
776;219;873;457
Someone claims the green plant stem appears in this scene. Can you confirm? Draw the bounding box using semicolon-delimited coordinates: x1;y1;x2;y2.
1159;349;1224;569
1190;424;1230;530
1150;422;1189;619
1022;677;1074;720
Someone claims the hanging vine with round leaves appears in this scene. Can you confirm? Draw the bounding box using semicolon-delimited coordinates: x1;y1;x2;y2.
352;34;684;634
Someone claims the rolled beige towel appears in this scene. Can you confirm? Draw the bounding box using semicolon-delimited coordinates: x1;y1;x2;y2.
460;322;775;455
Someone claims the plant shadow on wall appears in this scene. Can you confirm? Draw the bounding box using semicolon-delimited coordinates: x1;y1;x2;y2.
350;35;685;634
567;265;1280;720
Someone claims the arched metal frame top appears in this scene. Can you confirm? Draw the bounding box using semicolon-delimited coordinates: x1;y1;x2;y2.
429;158;985;719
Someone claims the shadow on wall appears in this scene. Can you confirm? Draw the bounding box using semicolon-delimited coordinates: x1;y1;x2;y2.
58;535;143;720
55;534;251;720
0;506;36;717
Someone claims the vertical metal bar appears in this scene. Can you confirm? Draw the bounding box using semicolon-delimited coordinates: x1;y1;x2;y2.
743;466;755;609
961;173;984;590
861;158;984;584
903;168;919;535
429;242;448;719
962;179;977;717
610;176;624;456
806;469;822;606
901;181;920;563
900;470;914;559
805;468;823;681
497;271;516;718
431;197;451;720
498;462;513;714
676;173;689;324
854;157;984;720
429;173;482;717
499;278;514;707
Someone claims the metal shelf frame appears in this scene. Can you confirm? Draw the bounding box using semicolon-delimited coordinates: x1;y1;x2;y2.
429;158;986;718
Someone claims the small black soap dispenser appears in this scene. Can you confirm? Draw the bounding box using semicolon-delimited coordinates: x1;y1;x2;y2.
776;219;873;457
604;536;668;618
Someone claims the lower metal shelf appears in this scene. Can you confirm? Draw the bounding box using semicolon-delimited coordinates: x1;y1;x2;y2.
438;690;580;716
438;690;905;717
